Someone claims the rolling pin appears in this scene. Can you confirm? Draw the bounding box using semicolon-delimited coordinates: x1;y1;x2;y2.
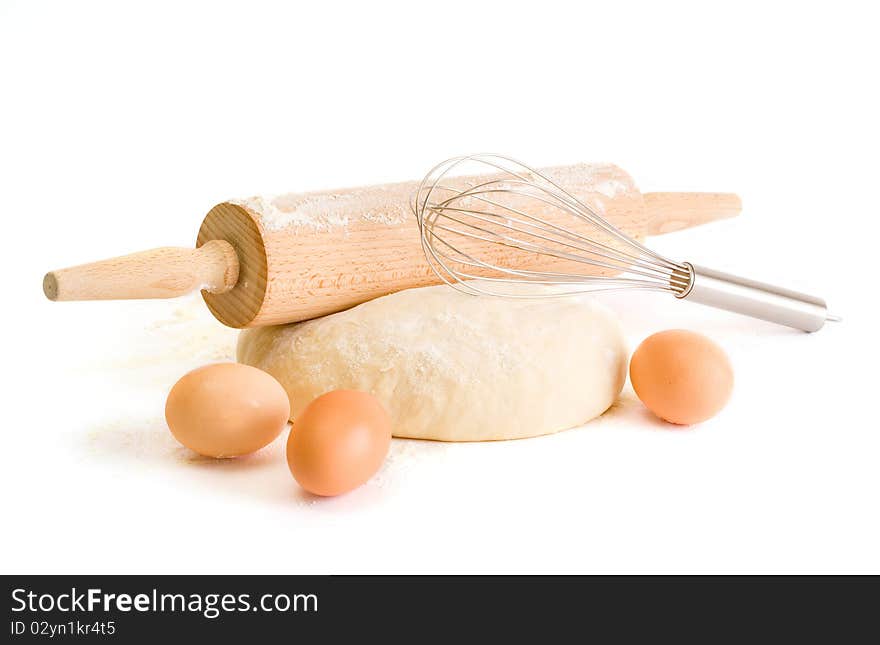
43;163;741;328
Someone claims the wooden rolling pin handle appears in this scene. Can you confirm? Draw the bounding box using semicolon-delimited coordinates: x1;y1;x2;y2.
643;192;742;235
43;239;240;301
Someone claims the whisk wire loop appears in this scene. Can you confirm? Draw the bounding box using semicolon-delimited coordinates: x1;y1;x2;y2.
412;154;689;299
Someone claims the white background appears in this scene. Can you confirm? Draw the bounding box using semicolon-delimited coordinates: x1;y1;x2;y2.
1;1;877;574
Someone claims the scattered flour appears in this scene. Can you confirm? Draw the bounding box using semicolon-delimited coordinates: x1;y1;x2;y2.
90;295;238;387
368;438;451;490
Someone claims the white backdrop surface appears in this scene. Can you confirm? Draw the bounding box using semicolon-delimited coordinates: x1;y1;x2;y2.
1;1;876;574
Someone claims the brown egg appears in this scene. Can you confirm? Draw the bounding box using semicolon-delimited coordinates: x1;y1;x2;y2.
287;390;392;496
165;363;290;458
629;330;733;425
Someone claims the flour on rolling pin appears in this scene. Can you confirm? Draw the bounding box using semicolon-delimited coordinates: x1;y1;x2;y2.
229;190;409;231
229;163;633;233
43;162;740;329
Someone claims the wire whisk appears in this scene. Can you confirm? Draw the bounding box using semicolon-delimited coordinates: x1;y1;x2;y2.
413;154;836;332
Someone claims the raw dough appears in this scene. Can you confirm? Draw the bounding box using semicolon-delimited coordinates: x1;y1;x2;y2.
236;285;627;441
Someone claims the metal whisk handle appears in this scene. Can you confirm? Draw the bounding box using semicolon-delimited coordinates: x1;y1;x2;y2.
679;263;837;332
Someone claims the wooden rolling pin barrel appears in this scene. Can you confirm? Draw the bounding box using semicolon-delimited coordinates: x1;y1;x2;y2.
43;163;741;328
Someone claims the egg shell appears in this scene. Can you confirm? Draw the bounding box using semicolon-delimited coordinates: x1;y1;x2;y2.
629;329;733;425
287;390;392;496
165;363;290;458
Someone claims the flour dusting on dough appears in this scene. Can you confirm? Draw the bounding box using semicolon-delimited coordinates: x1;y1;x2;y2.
237;284;628;442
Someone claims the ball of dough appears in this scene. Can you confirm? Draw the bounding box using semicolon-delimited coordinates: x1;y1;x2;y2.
237;285;627;441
